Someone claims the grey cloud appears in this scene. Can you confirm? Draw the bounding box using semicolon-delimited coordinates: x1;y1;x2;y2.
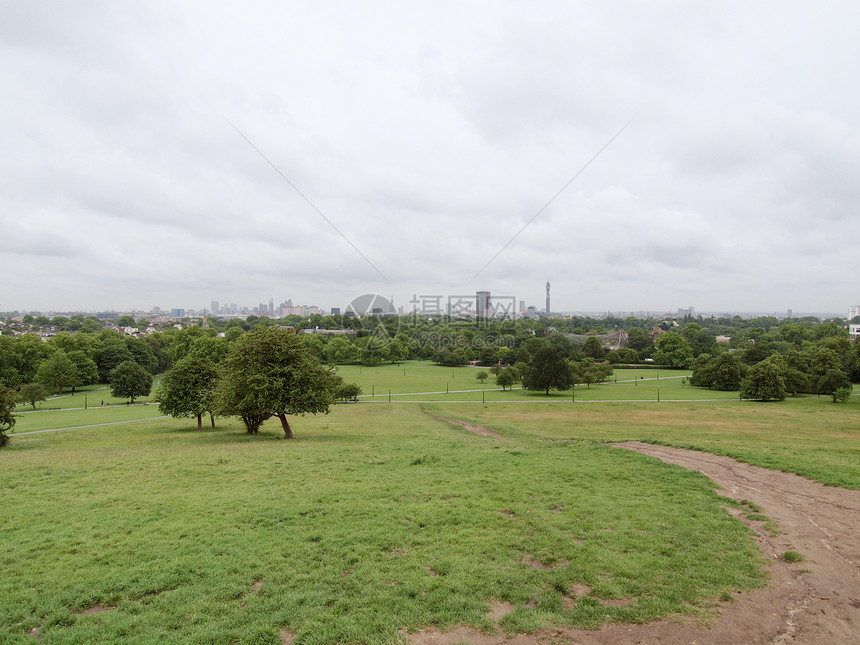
1;1;858;313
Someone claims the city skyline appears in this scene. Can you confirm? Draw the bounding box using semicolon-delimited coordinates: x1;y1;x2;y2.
1;288;849;321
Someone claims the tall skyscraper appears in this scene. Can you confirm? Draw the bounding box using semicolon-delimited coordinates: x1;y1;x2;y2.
476;291;491;318
211;301;219;314
545;281;551;315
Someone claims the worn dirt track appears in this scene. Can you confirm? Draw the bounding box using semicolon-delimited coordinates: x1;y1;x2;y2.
409;443;860;644
420;406;504;439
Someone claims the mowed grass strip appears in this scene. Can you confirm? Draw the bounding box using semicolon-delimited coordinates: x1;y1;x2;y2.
1;404;765;644
10;405;165;434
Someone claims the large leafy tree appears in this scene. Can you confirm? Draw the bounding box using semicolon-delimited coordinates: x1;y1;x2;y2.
809;347;846;394
126;337;156;374
710;353;747;391
156;356;219;430
690;353;715;387
816;369;851;398
36;351;79;395
96;342;135;382
0;335;22;387
653;332;694;368
582;335;605;359
18;382;48;410
216;327;339;437
523;346;572;395
323;336;358;364
0;384;16;446
12;333;52;384
681;322;717;357
740;358;786;401
571;357;613;389
626;327;653;355
495;367;518;391
110;360;152;403
66;350;99;390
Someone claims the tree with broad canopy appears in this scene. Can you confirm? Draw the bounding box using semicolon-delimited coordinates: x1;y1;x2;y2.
156;356;219;430
109;361;152;403
36;351;79;395
523;346;573;395
18;382;48;410
740;357;786;401
216;327;340;437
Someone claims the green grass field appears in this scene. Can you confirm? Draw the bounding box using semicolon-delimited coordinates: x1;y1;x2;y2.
2;361;858;643
339;362;738;402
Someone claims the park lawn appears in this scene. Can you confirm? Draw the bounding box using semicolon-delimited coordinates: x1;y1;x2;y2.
435;395;860;489
336;363;732;402
1;403;766;644
336;361;477;397
376;382;739;403
15;377;160;412
10;404;166;434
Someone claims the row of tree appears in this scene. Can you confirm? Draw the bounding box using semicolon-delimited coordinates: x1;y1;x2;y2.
691;346;853;401
0;328;357;446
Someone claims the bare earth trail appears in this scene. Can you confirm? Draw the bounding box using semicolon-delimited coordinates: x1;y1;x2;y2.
408;441;860;645
419;405;504;439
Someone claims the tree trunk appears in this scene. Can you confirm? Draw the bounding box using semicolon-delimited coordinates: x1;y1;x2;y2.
278;413;294;439
210;413;215;428
197;413;202;431
242;414;266;434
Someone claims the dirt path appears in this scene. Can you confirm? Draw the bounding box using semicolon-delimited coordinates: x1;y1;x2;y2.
420;406;504;439
409;442;860;644
608;442;860;644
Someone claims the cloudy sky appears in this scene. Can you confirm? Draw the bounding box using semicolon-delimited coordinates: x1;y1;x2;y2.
2;1;858;315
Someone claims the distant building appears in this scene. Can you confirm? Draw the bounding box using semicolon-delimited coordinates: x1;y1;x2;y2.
849;305;860;321
211;301;220;314
476;291;491;318
170;308;185;318
850;324;860;341
331;307;341;315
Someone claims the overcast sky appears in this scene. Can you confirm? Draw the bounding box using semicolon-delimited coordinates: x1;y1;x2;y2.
2;1;858;315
